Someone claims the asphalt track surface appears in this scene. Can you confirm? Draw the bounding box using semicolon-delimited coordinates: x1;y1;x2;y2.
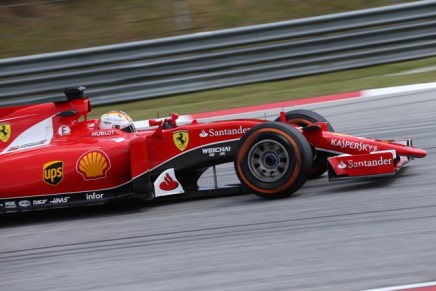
1;90;435;291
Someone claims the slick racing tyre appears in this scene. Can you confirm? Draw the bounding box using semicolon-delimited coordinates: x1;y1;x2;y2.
275;109;334;179
235;122;313;199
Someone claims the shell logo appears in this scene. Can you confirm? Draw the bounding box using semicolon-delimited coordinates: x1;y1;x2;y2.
76;150;111;180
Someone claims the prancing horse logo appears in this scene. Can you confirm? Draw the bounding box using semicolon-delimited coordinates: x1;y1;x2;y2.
0;123;11;142
172;130;189;151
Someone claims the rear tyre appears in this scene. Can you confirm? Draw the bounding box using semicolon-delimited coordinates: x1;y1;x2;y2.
275;109;334;179
234;122;312;199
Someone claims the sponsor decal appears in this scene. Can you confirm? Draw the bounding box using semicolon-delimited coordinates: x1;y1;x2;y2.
33;199;48;205
159;173;179;191
331;138;378;152
173;130;189;151
4;201;16;209
57;125;71;136
49;197;70;204
0;123;11;142
43;161;64;186
8;140;46;152
338;161;347;169
342;156;393;169
200;126;250;138
154;169;184;197
76;150;111;180
91;130;116;137
4;117;52;153
86;192;105;200
18;200;31;207
199;130;208;138
202;146;231;157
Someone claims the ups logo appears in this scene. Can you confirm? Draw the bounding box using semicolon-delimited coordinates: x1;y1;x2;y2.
43;161;64;186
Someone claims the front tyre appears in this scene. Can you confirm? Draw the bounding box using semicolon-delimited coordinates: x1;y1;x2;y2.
275;109;334;179
234;122;312;199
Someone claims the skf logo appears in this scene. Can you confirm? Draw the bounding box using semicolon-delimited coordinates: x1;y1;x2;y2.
0;123;11;142
173;130;189;151
43;161;64;186
76;150;111;180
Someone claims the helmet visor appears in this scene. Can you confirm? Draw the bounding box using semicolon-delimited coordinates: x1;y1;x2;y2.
121;123;136;133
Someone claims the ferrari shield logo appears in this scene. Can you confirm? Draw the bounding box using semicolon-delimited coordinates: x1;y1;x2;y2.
0;123;11;142
173;130;189;151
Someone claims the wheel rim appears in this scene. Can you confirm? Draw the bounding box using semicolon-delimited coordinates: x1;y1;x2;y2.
247;139;290;182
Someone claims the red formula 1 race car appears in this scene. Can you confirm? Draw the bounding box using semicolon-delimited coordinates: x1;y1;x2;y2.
0;87;427;213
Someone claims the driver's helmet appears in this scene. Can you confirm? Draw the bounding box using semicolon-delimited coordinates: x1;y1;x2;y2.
99;110;136;133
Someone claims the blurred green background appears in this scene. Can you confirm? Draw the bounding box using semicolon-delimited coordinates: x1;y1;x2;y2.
0;0;413;58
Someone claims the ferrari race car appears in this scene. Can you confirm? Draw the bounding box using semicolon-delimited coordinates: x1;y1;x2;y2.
0;87;427;213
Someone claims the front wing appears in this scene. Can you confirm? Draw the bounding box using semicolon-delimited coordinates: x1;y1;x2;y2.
327;150;410;180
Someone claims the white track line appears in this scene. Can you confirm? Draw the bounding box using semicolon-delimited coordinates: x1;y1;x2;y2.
364;281;436;291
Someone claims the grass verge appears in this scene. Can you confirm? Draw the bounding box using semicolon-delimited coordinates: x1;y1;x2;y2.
89;56;436;120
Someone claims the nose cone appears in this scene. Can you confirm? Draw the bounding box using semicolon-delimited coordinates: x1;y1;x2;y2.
397;146;427;158
413;148;427;158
